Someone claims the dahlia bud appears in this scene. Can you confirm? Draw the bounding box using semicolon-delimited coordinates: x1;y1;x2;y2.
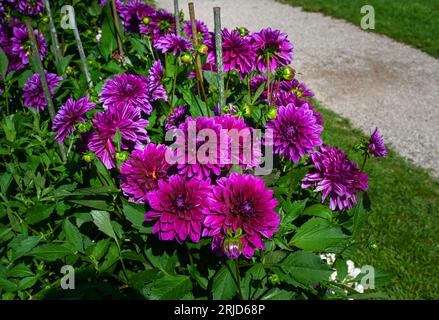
82;151;95;163
180;53;193;64
281;66;296;81
116;151;130;162
142;16;150;25
76;121;92;133
41;16;49;24
236;27;249;37
223;228;244;260
243;104;252;117
267;107;278;119
268;274;281;286
224;103;236;114
197;44;208;55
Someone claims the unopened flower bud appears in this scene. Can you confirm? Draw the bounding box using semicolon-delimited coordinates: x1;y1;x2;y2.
197;44;208;55
116;151;130;162
267;107;278;119
142;16;150;25
268;274;281;286
236;27;249;37
282;66;296;81
82;151;95;163
243;104;252;117
41;16;49;24
76;121;92;133
180;53;193;64
223;238;244;260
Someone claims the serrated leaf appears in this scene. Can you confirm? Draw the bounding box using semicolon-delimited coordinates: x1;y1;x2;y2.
8;235;41;260
0;48;8;76
6;264;34;278
261;288;295;300
290;217;348;251
25;204;55;225
64;220;84;253
303;204;333;221
281;251;332;286
149;275;192;300
98;243;119;272
0;277;17;292
69;199;110;211
121;198;145;228
90;210;117;241
30;244;73;261
91;238;111;261
212;262;236;300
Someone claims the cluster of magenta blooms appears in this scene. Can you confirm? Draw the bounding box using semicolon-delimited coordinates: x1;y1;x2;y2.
7;0;387;260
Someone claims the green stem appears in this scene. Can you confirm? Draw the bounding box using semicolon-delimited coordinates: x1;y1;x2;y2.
170;58;179;110
235;260;244;300
266;54;271;105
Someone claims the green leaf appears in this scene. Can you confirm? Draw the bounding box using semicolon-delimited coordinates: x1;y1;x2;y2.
55;185;119;198
18;277;37;290
90;210;117;241
0;277;17;292
8;235;41;260
351;200;366;238
187;265;208;290
64;220;84;253
6;264;34;278
149;275;192;300
30;244;73;261
303;204;333;221
25;204;55;225
281;199;307;226
91;238;111;261
98;243;119;272
212;262;236;300
290;217;348;251
121;198;145;229
261;288;295;300
60;54;74;74
100;7;117;60
68;199;110;211
335;258;348;282
281;251;332;286
252;83;266;105
0;48;8;76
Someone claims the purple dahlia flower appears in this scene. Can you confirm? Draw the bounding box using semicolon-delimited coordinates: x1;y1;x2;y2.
11;25;46;66
118;0;155;33
248;28;293;73
176;116;229;179
17;0;44;15
214;114;261;170
165;104;187;131
368;127;387;158
120;143;171;204
88;105;149;169
301;146;368;211
145;174;211;243
52;95;95;143
203;173;280;259
207;28;256;78
99;73;152;115
182;19;210;44
140;9;176;42
154;34;193;55
266;103;323;162
22;72;62;111
146;60;167;102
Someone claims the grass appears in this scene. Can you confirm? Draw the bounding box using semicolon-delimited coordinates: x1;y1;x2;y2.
315;104;439;299
278;0;439;58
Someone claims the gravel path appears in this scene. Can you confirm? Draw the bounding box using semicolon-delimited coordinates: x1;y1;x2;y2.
157;0;439;177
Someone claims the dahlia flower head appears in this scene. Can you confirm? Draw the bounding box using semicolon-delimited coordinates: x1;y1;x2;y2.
16;0;44;15
248;27;293;73
154;34;193;56
266;103;323;163
203;173;280;259
146;60;168;103
176;116;230;179
87;105;149;169
11;25;46;67
369;127;387;158
120;143;172;204
182;19;210;44
145;174;211;243
165;104;188;131
118;0;155;33
141;9;176;42
99;73;152;115
52;95;95;143
22;71;62;111
207;28;256;78
0;18;26;72
301;145;368;211
214;114;262;170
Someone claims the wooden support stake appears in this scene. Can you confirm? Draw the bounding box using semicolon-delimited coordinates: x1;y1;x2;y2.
111;0;125;57
188;2;209;115
174;0;181;36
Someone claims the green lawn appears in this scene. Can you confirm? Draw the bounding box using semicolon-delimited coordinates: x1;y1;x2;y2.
278;0;439;58
315;104;439;299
